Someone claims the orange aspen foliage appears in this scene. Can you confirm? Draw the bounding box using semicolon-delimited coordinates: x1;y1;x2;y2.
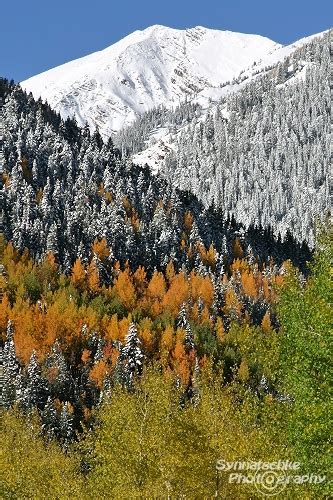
231;258;248;274
241;270;257;298
147;271;166;300
118;316;131;342
147;271;166;316
261;311;272;332
71;258;86;290
105;314;120;342
190;272;214;308
87;260;100;293
233;238;244;259
92;238;110;260
109;346;120;369
89;360;108;388
274;274;284;288
163;272;189;316
206;244;217;269
173;337;190;385
191;303;200;322
81;349;91;363
10;313;37;363
114;268;136;310
45;251;58;271
0;296;10;339
133;266;147;297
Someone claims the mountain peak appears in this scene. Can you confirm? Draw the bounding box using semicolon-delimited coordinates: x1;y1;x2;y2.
21;26;279;136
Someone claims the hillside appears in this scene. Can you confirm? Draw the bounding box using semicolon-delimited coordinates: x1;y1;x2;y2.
117;32;330;246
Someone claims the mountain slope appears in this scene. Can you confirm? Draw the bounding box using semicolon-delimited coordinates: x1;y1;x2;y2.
21;25;279;137
116;32;330;246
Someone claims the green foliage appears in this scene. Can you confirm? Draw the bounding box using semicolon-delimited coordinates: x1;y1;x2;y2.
79;368;290;498
23;271;42;302
1;410;83;498
278;227;332;494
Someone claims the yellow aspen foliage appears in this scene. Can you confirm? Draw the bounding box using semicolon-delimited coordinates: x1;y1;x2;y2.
261;311;272;332
81;349;91;363
238;359;250;382
114;268;136;310
87;260;100;293
89;360;107;388
241;270;257;298
105;314;120;342
216;317;226;343
184;210;194;232
92;238;110;260
71;258;86;290
233;238;244;259
180;239;187;251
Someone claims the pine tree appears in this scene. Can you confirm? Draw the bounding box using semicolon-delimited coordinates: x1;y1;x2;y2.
59;402;74;446
22;350;49;411
41;396;59;440
2;320;22;408
120;323;144;389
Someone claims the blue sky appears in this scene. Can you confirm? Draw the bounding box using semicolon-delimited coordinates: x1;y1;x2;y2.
1;0;332;82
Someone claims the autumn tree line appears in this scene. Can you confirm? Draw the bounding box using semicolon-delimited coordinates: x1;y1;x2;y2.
1;226;331;497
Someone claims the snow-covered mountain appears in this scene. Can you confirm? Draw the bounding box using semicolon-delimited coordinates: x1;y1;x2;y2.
21;25;280;137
